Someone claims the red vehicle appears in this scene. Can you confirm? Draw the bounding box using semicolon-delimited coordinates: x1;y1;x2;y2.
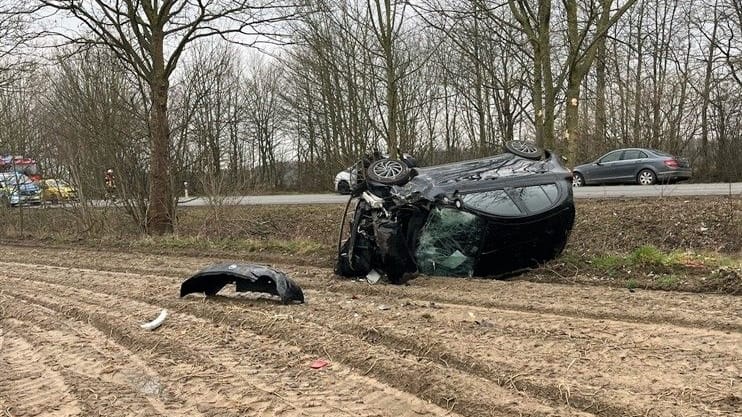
0;155;42;182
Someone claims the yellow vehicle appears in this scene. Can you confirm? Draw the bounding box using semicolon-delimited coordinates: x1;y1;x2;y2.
40;179;78;204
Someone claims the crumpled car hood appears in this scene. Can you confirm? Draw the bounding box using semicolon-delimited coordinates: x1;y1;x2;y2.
180;263;304;304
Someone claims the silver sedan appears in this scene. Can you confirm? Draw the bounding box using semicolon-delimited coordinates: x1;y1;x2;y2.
572;148;691;187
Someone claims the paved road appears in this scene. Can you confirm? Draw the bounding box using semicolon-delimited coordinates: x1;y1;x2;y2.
177;182;741;206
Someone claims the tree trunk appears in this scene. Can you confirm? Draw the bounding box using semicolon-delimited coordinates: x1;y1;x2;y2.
565;72;581;161
147;31;174;234
595;39;607;151
700;1;719;175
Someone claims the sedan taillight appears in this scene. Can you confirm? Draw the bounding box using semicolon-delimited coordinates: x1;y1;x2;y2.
664;159;679;168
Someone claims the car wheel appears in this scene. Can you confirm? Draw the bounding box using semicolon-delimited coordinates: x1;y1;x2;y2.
337;180;350;194
637;169;656;185
572;172;585;187
503;140;544;160
367;158;410;185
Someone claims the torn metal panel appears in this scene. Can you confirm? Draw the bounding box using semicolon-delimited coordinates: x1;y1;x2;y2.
180;263;304;304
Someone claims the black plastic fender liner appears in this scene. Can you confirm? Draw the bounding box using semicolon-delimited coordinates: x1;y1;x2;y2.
180;263;304;304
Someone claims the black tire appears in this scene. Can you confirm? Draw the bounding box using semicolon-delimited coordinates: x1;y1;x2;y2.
637;169;656;185
336;180;350;194
366;158;410;185
572;172;585;187
504;140;544;160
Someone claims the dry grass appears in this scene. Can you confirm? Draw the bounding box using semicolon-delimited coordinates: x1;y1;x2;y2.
1;196;739;293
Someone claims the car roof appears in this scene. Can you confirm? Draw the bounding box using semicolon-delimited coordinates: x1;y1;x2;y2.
602;148;663;155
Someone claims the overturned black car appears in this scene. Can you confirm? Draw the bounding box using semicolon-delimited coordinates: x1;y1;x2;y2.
335;141;575;283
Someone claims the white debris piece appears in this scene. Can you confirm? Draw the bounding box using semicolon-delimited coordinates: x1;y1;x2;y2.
366;269;382;284
140;309;168;331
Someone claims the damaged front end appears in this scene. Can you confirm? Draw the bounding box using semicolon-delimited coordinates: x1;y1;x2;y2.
181;263;304;304
335;141;575;282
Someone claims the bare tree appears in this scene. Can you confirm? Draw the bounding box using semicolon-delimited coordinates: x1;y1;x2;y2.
367;0;407;156
36;0;299;233
285;0;380;185
507;0;637;158
38;48;150;229
0;1;42;87
715;0;742;86
244;59;286;188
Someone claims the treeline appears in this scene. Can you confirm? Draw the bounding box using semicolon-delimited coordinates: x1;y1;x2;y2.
0;0;740;201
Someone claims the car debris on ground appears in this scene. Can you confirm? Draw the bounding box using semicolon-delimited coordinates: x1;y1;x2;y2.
140;308;168;331
180;263;305;304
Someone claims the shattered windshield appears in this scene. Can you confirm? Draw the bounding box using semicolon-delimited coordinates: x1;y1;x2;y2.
415;208;485;277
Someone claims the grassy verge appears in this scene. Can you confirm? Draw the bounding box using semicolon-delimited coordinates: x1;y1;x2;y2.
539;246;741;294
1;197;739;293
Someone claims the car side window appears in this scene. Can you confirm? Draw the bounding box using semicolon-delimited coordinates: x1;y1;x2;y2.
462;189;521;216
621;150;649;160
513;184;558;213
599;151;621;163
622;150;642;160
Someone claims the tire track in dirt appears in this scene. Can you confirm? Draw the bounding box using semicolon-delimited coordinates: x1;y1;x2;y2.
296;291;741;417
4;261;742;416
252;288;740;417
2;255;737;359
3;247;739;331
2;266;595;417
3;254;741;416
3;288;331;417
0;297;210;417
1;276;468;417
0;328;81;417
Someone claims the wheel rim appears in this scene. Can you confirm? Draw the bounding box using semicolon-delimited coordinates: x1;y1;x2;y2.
371;160;405;179
639;171;654;185
509;140;539;155
572;175;583;187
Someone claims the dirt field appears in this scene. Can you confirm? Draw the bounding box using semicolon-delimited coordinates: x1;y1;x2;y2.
1;245;740;417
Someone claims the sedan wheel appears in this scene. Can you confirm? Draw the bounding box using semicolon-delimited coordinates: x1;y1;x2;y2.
337;180;350;194
637;169;656;185
572;173;584;187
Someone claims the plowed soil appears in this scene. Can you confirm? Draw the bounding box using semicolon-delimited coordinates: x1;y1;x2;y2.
1;245;740;417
